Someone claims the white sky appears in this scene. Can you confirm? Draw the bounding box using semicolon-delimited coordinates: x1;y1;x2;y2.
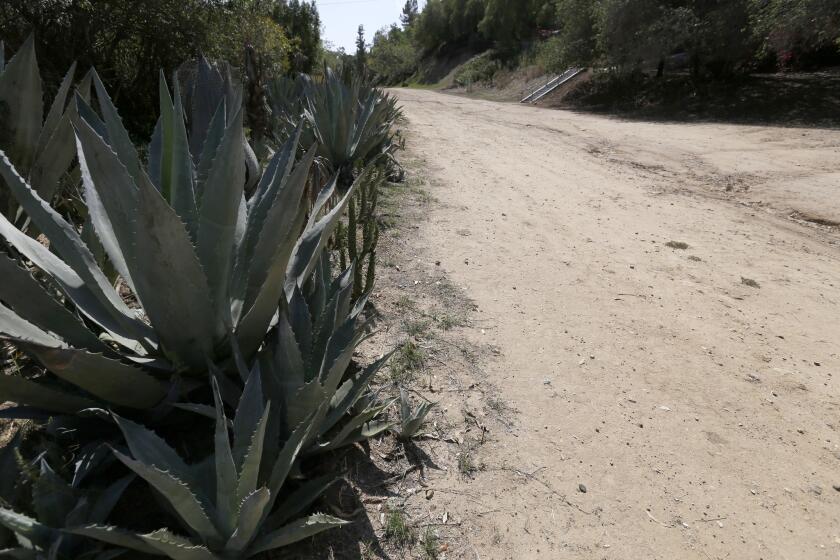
318;0;427;52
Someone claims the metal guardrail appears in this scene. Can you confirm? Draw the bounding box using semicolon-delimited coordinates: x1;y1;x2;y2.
520;67;584;104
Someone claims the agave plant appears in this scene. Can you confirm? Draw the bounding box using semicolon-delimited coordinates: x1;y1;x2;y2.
0;67;353;417
0;36;86;226
393;388;435;441
0;456;132;559
172;56;261;191
267;69;403;188
72;377;348;558
256;251;395;455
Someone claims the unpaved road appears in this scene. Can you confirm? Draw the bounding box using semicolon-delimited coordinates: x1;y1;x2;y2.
393;89;840;559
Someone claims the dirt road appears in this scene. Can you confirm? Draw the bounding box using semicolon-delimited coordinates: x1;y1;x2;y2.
392;89;840;559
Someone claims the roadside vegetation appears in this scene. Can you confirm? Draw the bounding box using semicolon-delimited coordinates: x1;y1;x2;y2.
0;7;426;557
366;0;839;115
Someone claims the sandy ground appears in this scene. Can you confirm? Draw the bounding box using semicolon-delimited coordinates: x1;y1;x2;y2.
391;89;840;559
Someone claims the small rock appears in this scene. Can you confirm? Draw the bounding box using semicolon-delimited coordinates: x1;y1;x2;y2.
578;483;587;493
811;485;823;496
426;489;435;500
814;361;821;366
543;379;552;385
435;260;441;266
832;485;840;492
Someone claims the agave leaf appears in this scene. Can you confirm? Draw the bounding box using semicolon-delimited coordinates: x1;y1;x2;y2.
224;488;270;553
234;404;270;506
0;508;56;550
233;151;314;349
321;352;392;437
140;529;216;560
130;160;217;370
196;105;245;326
188;57;226;162
0;36;42;173
87;475;134;525
0;301;68;348
232;371;264;467
250;514;347;554
0;151;152;344
240;144;315;312
210;378;237;537
264;474;338;531
265;408;323;514
0;371;96;414
313;403;393;454
194;100;226;200
157;74;197;235
28;63;78;201
317;317;358;394
285;178;355;295
246;124;299;218
0;212;144;353
0;548;37;558
29;111;77;203
90;71;143;184
73;118;138;290
25;346;166;410
66;526;159;555
34;61;75;161
32;461;77;528
287;286;313;366
111;415;195;486
284;379;327;437
0;254;104;351
112;450;221;544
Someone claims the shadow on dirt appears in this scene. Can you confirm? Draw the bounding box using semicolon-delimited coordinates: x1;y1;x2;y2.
558;71;840;129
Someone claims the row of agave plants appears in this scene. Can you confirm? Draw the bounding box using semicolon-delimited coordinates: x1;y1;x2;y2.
0;37;416;559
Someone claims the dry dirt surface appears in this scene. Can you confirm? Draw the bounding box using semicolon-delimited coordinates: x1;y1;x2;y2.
390;89;840;559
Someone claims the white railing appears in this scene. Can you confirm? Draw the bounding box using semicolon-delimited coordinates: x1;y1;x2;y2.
520;67;584;104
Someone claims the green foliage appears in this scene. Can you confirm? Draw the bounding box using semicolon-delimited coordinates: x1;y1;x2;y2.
750;0;840;66
0;456;132;559
375;0;837;86
268;68;403;186
369;25;419;85
338;169;383;301
272;0;323;75
0;1;321;136
71;378;348;559
454;51;501;87
0;37;84;227
356;25;368;76
0;65;350;417
393;388;435;440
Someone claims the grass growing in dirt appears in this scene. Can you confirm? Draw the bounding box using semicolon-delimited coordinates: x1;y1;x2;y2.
403;318;432;338
435;312;467;331
421;528;439;559
457;440;482;478
390;341;426;383
384;509;415;547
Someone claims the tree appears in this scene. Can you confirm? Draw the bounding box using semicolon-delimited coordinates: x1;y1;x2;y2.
750;0;840;67
400;0;419;28
271;0;322;74
355;25;367;74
